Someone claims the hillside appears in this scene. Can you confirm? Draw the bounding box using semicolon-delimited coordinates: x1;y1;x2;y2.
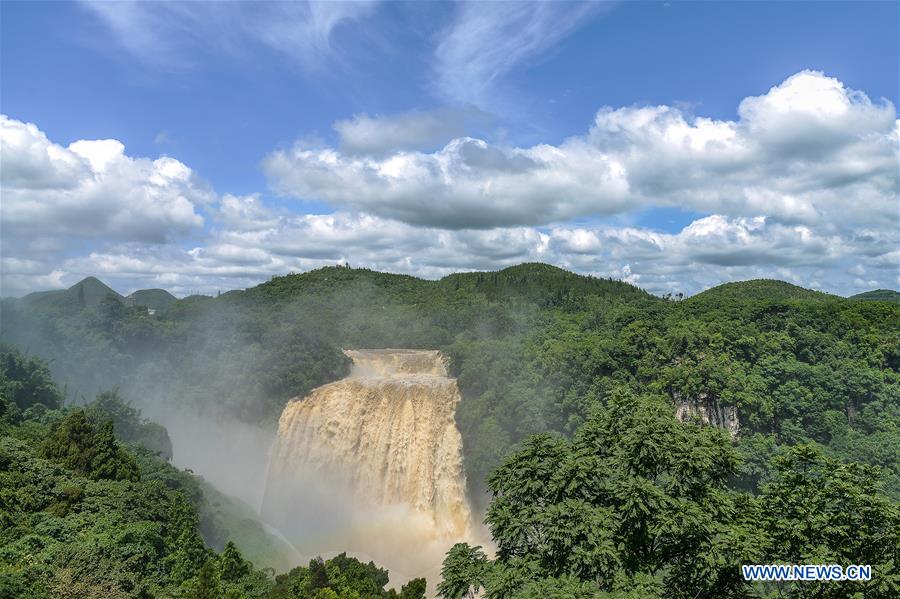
23;276;122;309
850;289;900;303
3;263;899;507
688;278;838;303
438;262;655;305
130;288;178;311
246;262;654;307
0;346;422;598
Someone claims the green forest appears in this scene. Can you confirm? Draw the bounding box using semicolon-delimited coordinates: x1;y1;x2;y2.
2;263;898;597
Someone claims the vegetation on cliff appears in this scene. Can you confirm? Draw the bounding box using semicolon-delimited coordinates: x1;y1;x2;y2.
0;346;426;599
437;391;899;598
2;265;899;594
2;265;898;504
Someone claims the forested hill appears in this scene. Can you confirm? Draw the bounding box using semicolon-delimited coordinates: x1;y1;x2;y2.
851;289;900;303
0;346;427;598
22;276;122;309
130;288;178;311
2;265;899;505
244;262;655;306
689;279;839;303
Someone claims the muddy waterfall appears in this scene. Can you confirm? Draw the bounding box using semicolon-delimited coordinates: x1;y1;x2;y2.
262;349;475;581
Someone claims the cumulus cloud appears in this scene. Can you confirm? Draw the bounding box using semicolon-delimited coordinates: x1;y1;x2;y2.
264;136;632;228
35;208;894;299
334;107;492;156
264;71;899;231
80;0;379;70
1;115;211;245
3;72;898;298
214;194;282;232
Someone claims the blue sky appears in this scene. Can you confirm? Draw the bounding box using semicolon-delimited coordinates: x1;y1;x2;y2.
1;1;898;296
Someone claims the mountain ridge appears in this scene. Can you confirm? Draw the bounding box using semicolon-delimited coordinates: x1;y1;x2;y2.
12;267;897;307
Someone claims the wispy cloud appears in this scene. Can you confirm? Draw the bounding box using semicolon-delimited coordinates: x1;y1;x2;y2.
434;1;611;106
80;0;379;70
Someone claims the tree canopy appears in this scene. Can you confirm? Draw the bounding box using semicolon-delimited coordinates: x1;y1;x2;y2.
438;393;899;598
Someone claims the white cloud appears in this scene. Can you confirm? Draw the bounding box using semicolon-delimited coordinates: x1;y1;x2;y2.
3;71;898;298
215;194;281;232
334;107;492;156
80;0;379;70
264;71;898;232
31;209;894;299
264;136;633;228
1;115;211;245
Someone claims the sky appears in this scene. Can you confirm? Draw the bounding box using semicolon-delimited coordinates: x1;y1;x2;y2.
1;0;898;297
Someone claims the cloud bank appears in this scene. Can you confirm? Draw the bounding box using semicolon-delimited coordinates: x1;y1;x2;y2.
1;72;897;298
264;71;898;230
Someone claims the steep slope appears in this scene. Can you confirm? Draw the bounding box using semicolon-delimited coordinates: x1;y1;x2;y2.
23;276;122;309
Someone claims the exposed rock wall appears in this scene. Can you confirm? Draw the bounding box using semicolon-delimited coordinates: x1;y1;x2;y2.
673;391;740;439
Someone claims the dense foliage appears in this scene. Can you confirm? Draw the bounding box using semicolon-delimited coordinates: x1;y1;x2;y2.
0;347;424;598
1;265;898;595
2;264;898;504
438;392;899;598
269;554;426;599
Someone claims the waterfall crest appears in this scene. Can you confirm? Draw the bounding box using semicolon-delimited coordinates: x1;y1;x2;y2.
262;349;474;580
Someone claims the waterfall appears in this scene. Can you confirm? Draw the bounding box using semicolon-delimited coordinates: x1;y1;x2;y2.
262;349;474;582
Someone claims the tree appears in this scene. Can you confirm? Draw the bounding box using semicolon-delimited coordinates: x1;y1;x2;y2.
0;345;63;410
755;445;900;598
0;394;22;424
86;390;173;459
42;409;98;474
399;577;427;599
441;391;763;598
437;543;488;599
42;409;139;482
188;560;221;599
90;420;140;482
220;541;251;582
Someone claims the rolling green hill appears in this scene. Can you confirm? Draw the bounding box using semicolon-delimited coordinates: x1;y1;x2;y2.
850;289;900;303
250;262;654;307
3;263;899;507
688;278;837;303
130;288;178;312
23;276;122;309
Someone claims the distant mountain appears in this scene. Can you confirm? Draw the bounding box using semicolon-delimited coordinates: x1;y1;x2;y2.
129;288;177;312
688;279;837;303
23;276;123;309
440;262;655;304
250;262;655;306
850;289;900;303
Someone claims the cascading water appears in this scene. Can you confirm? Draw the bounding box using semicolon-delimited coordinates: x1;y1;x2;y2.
262;349;475;583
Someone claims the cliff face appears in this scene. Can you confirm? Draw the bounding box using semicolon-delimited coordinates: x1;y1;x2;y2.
262;349;473;581
674;391;740;439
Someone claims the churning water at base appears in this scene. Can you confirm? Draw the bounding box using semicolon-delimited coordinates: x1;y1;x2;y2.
262;349;475;583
